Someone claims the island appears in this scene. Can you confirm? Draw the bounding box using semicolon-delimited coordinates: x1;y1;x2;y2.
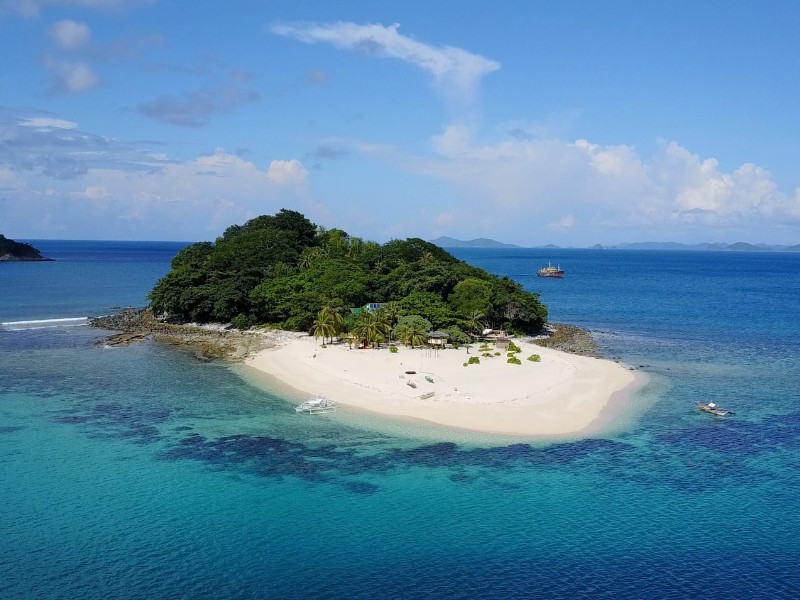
429;236;519;249
0;235;52;261
107;209;641;437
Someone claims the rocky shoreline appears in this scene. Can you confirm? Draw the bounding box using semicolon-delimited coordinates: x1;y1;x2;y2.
531;323;600;357
89;308;273;361
91;309;601;361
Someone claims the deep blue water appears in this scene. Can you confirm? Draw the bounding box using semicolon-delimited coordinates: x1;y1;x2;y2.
1;242;799;599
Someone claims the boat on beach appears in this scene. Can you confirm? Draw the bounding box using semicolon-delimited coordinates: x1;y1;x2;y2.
697;402;733;417
537;261;564;278
295;395;337;414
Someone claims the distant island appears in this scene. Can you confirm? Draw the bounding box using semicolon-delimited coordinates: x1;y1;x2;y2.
593;241;800;252
430;236;519;249
0;235;52;261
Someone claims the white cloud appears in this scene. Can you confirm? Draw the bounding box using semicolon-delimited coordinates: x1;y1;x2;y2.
271;21;500;101
20;117;77;129
266;159;308;186
1;142;312;239
548;215;575;231
70;185;108;201
49;19;91;50
43;58;99;92
368;127;800;244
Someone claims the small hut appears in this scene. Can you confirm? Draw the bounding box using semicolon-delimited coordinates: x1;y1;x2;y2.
427;331;449;348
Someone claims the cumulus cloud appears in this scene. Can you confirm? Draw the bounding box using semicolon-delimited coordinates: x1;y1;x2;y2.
49;19;91;49
43;57;99;92
266;159;308;186
271;21;500;101
0;111;312;239
373;125;800;243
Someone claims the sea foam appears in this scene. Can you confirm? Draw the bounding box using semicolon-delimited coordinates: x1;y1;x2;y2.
0;317;88;331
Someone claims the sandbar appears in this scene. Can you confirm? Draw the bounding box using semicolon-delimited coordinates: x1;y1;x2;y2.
245;333;641;437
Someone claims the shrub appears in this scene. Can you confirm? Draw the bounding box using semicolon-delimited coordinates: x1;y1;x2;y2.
494;351;501;356
507;341;521;353
231;314;251;330
528;354;541;362
390;345;398;353
507;356;521;365
482;352;493;358
468;356;480;365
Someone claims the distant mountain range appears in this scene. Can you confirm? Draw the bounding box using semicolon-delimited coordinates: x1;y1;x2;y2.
592;242;800;252
430;236;520;249
431;237;800;252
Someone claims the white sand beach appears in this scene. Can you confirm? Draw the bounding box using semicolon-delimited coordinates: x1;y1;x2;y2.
245;333;641;437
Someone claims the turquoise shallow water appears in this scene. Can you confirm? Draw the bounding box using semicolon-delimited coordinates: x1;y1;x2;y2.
2;242;800;598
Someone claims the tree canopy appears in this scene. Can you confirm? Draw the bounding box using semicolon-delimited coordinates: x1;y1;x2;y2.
148;209;547;335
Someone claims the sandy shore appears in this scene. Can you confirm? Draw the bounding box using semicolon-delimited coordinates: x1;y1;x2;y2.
245;334;640;437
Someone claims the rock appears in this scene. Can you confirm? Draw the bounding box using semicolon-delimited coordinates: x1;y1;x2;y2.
89;308;271;360
531;323;601;357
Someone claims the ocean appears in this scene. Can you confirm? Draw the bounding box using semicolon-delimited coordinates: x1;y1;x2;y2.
1;241;799;599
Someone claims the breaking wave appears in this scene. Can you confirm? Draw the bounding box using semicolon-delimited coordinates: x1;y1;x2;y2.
1;317;89;331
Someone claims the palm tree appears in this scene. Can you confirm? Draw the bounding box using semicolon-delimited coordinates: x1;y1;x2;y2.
402;321;429;348
419;251;434;266
465;310;485;340
311;309;335;345
320;301;344;342
378;302;403;344
353;310;389;349
346;237;365;260
298;246;326;269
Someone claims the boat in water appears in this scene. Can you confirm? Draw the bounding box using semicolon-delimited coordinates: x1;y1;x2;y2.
537;261;565;278
295;395;337;414
697;402;733;417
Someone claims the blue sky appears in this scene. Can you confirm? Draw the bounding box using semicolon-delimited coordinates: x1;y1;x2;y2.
2;0;800;246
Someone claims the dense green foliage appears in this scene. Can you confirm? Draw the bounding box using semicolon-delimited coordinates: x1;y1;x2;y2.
148;209;548;336
0;235;47;260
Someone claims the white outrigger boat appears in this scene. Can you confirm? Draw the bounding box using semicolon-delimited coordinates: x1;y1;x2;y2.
295;395;337;414
697;402;734;417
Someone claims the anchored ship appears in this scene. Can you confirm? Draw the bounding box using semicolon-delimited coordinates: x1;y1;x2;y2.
537;261;564;278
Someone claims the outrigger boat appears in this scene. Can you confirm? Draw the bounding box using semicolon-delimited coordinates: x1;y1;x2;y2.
697;402;734;417
295;395;337;414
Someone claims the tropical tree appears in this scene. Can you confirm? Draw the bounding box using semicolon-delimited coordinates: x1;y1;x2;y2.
298;246;326;269
393;315;432;348
402;320;429;348
449;277;492;316
320;300;345;341
464;309;486;339
311;309;336;345
377;301;403;343
352;310;389;349
444;325;470;345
